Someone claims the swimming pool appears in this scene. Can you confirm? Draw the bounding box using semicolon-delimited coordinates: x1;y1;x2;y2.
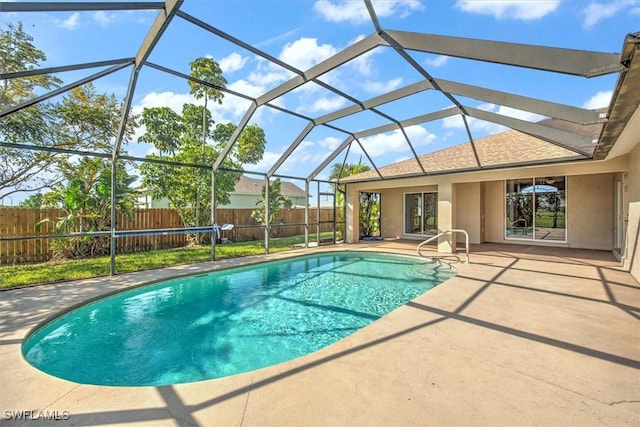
23;251;455;386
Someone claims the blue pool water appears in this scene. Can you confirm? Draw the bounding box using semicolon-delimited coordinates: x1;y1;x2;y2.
23;252;455;386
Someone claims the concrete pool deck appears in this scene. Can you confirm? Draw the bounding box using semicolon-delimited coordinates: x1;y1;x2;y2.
1;241;639;426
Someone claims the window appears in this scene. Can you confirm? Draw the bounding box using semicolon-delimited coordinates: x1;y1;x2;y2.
405;192;437;235
505;177;566;241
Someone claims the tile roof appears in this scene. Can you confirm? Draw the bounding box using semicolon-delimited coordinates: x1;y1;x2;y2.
234;176;307;198
342;117;604;182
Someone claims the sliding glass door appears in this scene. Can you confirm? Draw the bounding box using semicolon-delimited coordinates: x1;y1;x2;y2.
405;192;437;236
505;177;566;241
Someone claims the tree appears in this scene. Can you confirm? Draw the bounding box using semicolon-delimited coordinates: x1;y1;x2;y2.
0;22;62;199
188;57;226;146
18;192;46;208
328;158;379;237
1;23;137;201
52;83;136;154
250;178;293;238
188;58;227;231
328;159;371;193
38;158;137;259
138;106;266;240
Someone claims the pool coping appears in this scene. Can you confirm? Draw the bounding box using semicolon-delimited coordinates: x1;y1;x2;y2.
1;241;639;426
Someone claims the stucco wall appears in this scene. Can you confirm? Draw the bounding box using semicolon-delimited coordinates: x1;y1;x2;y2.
379;189;403;239
484;175;614;249
379;185;437;240
483;181;504;243
568;174;614;250
353;173;619;250
624;143;640;280
455;182;482;244
345;156;629;246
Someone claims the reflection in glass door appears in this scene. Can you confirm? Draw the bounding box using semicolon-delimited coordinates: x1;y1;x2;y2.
405;193;422;234
423;193;438;234
405;192;437;235
505;177;566;241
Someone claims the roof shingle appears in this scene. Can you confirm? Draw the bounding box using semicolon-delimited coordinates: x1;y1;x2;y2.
343;117;603;182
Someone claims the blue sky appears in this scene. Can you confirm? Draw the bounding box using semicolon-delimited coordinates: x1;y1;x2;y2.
2;0;639;197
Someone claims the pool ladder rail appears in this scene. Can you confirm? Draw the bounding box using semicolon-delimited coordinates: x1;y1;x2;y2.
416;229;470;264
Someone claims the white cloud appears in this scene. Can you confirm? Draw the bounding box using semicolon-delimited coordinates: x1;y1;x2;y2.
253;150;286;172
357;125;436;157
314;0;423;24
443;103;545;134
582;1;638;29
93;11;117;27
424;55;449;67
498;105;546;123
297;96;347;114
582;90;612;109
455;0;560;20
363;77;403;94
334;33;376;74
255;139;331;174
245;57;292;88
219;52;249;74
131;89;258;143
247;69;290;87
227;79;264;99
319;136;342;150
57;12;80;30
132;91;194;116
279;37;338;71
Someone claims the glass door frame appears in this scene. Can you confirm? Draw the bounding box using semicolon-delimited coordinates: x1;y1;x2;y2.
504;177;567;243
403;191;438;237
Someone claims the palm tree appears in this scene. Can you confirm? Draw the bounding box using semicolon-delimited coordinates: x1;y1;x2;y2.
328;158;379;238
328;157;370;193
188;57;227;239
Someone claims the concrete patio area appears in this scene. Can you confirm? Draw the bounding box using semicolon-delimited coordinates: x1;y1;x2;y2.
1;241;639;426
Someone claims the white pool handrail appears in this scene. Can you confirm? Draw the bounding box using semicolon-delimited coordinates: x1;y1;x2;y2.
416;229;470;263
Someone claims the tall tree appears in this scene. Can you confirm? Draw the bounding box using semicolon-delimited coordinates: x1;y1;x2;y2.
0;22;62;199
51;83;136;154
138;105;266;240
188;57;227;231
188;57;226;145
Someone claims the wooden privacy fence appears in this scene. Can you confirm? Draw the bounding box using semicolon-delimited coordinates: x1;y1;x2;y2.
216;208;335;242
0;207;336;264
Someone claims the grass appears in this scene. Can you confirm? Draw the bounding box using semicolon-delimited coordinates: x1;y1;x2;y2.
535;211;566;228
0;233;340;289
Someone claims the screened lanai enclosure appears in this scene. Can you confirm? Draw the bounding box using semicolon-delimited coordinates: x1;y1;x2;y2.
0;0;633;284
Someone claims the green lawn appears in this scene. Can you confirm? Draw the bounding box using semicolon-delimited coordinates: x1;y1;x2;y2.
0;233;339;289
535;211;566;228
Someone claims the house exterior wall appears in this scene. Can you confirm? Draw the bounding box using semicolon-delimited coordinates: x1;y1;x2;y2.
625;143;640;281
345;155;630;253
483;174;614;250
484;181;503;243
222;194;260;209
455;182;481;245
378;185;437;239
379;188;402;239
568;174;614;250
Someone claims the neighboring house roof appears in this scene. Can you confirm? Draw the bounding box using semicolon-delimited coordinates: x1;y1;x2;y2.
343;116;604;183
233;176;307;198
